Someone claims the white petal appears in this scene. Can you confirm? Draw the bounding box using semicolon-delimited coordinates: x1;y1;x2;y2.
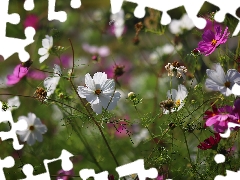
93;72;108;87
77;86;94;98
85;73;96;91
39;53;49;63
53;64;62;76
91;101;102;114
7;96;20;111
206;63;226;85
167;89;177;100
226;69;240;85
101;79;115;93
38;48;48;56
176;84;188;100
33;130;43;142
27;132;35;146
42;39;50;49
49;36;53;47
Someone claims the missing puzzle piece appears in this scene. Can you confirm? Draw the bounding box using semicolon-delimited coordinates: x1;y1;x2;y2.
20;149;73;180
0;156;14;180
110;0;240;35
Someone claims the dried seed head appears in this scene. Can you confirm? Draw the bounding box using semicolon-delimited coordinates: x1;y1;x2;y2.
135;22;143;32
34;87;47;102
160;99;174;111
114;65;125;78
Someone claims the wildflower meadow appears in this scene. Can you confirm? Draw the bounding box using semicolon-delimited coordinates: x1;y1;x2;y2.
1;1;240;179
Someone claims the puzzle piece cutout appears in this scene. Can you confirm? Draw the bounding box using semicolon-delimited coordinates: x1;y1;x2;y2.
0;0;36;62
0;101;27;150
0;156;14;180
24;0;81;22
209;122;240;180
116;159;158;180
20;149;73;180
110;0;240;36
0;0;82;62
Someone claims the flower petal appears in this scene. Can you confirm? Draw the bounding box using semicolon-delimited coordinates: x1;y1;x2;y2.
38;48;48;55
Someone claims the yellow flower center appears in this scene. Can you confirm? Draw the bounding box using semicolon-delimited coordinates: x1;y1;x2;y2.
95;89;102;95
175;99;181;107
29;125;35;131
211;39;217;46
238;119;240;123
224;81;231;88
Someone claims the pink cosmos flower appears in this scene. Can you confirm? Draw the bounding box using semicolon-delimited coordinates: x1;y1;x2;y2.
204;105;238;133
7;64;29;85
204;18;222;32
7;64;47;85
197;133;221;150
23;14;39;30
56;169;74;180
197;25;230;56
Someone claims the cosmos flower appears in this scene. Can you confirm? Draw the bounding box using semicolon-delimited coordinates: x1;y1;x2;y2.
197;25;230;56
165;61;187;80
6;62;47;85
161;84;188;114
204;105;238;133
77;72;121;114
7;64;29;85
197;133;221;150
16;113;47;146
56;169;74;180
38;35;53;63
44;64;61;99
23;14;39;30
205;63;240;96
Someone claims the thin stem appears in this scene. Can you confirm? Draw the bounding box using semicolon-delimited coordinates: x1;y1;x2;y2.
68;39;122;169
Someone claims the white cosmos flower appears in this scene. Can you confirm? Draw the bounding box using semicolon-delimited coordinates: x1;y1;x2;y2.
38;35;53;63
77;72;121;114
163;84;188;114
44;64;61;99
205;63;240;96
16;113;47;146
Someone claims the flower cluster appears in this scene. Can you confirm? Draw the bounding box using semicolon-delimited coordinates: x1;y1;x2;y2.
165;61;187;79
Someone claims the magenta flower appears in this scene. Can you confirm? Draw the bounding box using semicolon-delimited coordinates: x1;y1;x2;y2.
197;25;230;56
56;169;74;180
23;14;39;30
26;69;47;80
197;133;221;150
204;105;238;133
7;64;47;85
7;64;29;85
156;175;164;180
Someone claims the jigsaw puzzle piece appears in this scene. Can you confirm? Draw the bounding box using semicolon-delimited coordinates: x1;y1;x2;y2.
0;108;27;150
0;156;14;180
0;0;36;62
116;159;158;180
79;169;109;180
21;149;73;180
